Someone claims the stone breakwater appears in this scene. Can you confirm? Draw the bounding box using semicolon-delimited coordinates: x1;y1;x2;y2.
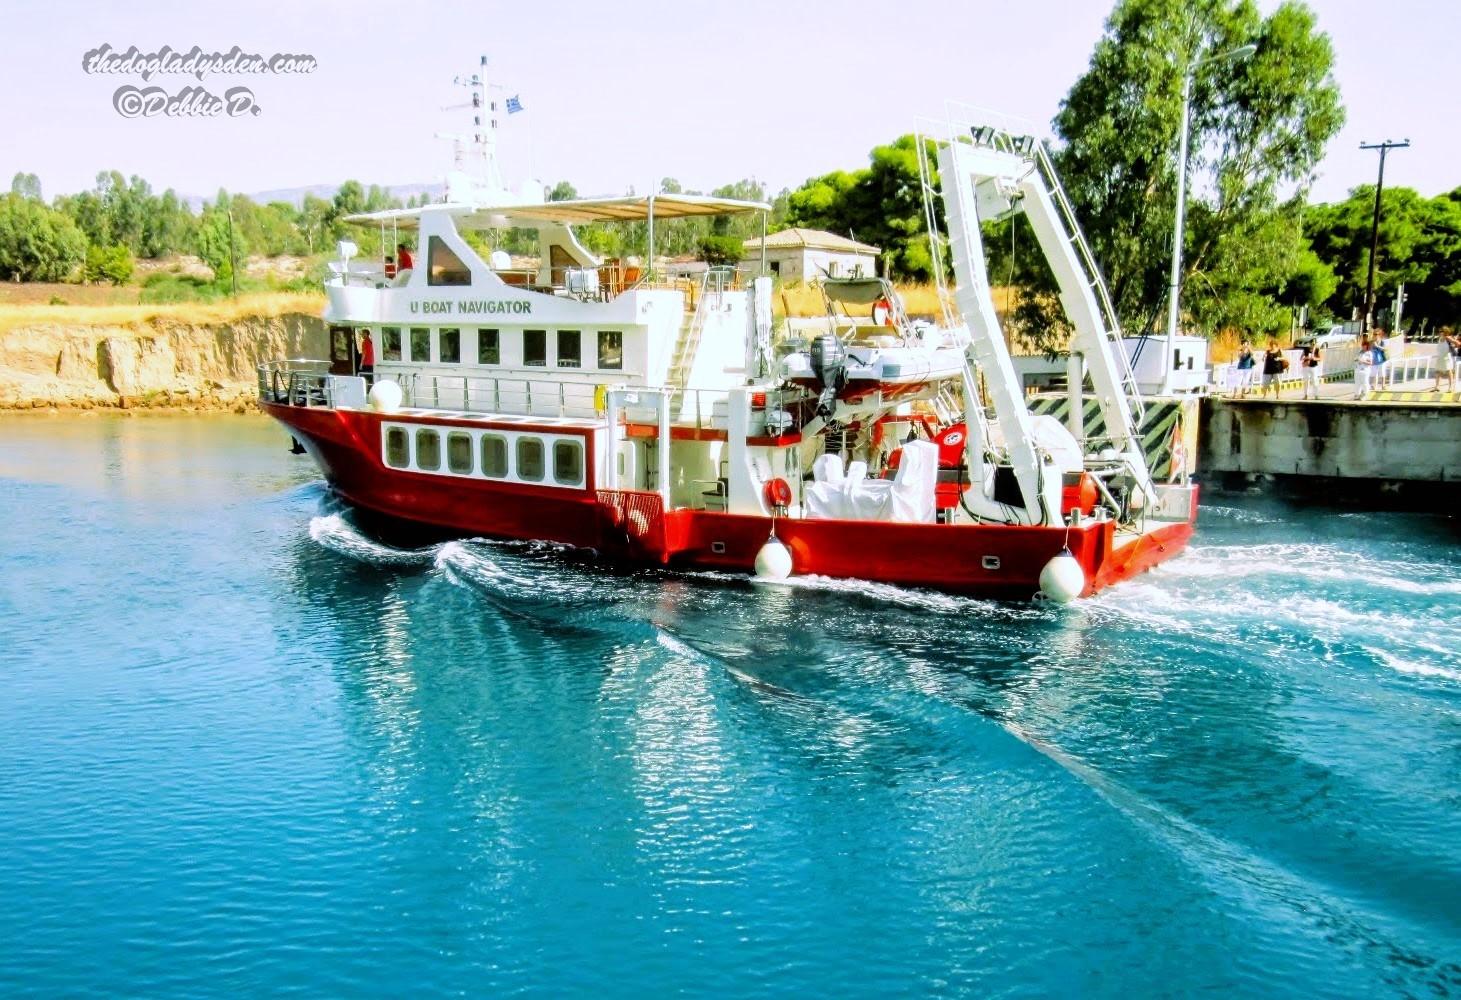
0;312;327;411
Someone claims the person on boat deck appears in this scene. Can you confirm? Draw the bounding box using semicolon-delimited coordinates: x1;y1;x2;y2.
384;254;396;279
1260;339;1285;398
872;294;894;328
396;243;414;273
358;331;375;384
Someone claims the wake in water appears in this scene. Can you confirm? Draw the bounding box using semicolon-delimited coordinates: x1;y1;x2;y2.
1093;528;1461;686
308;514;439;567
306;500;1460;688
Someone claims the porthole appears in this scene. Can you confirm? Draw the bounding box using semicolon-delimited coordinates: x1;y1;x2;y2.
415;428;441;471
517;437;545;482
481;434;508;478
447;431;473;474
385;427;409;468
553;439;583;485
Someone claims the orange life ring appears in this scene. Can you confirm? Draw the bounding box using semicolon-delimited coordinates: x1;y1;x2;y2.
764;478;793;509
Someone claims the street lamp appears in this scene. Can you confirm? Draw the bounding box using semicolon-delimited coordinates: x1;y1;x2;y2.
1162;41;1258;395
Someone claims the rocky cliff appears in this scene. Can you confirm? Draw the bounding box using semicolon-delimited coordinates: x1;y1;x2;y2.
0;311;328;410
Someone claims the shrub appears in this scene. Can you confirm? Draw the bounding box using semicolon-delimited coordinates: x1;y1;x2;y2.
83;244;135;285
699;235;744;267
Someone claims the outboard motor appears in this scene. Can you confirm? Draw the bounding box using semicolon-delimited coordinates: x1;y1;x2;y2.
808;334;847;419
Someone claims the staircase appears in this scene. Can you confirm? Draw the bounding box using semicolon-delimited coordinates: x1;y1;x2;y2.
667;269;728;389
1034;142;1145;421
931;382;963;425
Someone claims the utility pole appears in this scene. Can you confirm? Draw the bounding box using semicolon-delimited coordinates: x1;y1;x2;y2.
1163;42;1257;394
1359;139;1409;331
226;207;238;298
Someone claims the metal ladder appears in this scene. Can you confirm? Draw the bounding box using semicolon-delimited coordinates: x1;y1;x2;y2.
667;269;726;388
1034;142;1145;420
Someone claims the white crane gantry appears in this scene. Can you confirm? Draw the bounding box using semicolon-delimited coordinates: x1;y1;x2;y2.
934;128;1155;525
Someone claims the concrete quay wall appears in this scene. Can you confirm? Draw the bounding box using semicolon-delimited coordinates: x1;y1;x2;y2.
1200;397;1460;506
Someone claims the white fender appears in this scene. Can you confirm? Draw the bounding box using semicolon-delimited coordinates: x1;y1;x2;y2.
368;380;402;413
1038;548;1085;603
753;536;793;580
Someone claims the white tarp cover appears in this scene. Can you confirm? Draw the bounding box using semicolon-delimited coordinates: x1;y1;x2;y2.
805;442;938;523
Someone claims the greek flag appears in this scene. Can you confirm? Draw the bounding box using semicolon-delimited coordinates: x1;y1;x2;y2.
506;95;523;114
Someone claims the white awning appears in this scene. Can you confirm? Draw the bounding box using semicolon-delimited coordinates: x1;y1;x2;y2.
344;193;770;230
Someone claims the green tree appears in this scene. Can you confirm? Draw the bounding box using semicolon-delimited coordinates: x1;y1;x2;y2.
699;234;744;266
1052;0;1344;337
299;194;332;255
784;137;936;279
195;204;246;287
1307;185;1461;331
0;193;87;281
146;189;197;258
1408;190;1461;331
10;172;42;200
547;180;578;202
84;243;135;285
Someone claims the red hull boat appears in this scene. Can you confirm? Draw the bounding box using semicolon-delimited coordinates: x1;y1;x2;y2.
263;109;1197;602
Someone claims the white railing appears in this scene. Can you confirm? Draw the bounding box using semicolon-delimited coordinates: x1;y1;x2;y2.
396;372;602;419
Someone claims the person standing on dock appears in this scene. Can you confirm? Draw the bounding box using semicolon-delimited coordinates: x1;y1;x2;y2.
1301;341;1323;399
1435;330;1458;392
1372;330;1391;388
1261;339;1285;398
1235;340;1256;396
1354;337;1373;398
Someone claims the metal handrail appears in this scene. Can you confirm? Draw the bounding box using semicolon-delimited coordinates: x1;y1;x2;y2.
1033;141;1146;421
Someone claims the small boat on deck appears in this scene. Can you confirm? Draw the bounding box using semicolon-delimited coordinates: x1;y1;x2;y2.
259;83;1195;601
781;277;967;412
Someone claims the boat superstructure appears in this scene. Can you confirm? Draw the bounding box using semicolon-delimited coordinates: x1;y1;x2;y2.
261;109;1195;600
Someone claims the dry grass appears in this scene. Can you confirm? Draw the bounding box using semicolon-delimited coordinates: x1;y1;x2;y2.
0;291;326;333
0;282;143;307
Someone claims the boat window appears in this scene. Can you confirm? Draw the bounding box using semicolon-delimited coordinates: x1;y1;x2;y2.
557;330;581;368
415;428;441;471
330;326;352;364
517;437;545;481
427;235;472;286
598;330;623;370
553;440;583;485
385;427;409;468
409;327;430;363
481;434;508;478
478;328;499;365
382;327;402;361
524;329;546;367
440;328;461;364
447;431;473;474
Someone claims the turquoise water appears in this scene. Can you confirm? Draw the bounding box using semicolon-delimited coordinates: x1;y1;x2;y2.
1;414;1458;997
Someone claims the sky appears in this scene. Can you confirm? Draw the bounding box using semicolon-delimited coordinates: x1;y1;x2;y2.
0;0;1454;206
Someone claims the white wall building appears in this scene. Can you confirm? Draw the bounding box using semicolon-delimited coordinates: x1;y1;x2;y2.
741;228;880;283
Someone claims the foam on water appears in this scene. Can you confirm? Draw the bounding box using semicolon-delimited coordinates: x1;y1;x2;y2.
1166;542;1461;596
307;514;438;566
